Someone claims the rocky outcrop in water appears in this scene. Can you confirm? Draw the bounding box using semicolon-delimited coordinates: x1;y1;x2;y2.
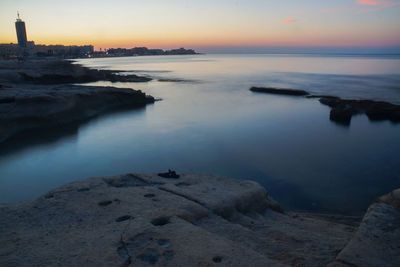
0;59;155;143
250;87;400;126
1;172;397;266
250;87;310;96
0;84;154;143
318;96;400;125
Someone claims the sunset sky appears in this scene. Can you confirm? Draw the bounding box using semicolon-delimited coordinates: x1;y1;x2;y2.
0;0;399;51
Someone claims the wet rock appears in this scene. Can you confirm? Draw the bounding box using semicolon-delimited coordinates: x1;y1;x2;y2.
250;87;310;96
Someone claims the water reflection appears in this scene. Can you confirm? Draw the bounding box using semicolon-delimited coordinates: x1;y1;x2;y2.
1;54;399;215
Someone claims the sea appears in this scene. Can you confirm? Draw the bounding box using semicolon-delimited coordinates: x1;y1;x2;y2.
1;53;400;215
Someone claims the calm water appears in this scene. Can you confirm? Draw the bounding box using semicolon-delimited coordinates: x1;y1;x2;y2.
1;54;400;214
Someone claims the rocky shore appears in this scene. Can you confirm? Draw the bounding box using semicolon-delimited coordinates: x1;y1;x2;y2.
0;59;155;143
0;173;398;266
250;86;400;125
0;59;152;84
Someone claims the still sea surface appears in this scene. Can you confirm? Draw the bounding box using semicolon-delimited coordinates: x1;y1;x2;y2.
1;54;400;214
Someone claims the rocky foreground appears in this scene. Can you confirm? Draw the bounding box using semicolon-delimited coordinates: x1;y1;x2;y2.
0;173;398;266
0;59;155;143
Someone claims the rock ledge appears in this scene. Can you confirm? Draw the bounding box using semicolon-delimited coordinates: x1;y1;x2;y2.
2;173;397;266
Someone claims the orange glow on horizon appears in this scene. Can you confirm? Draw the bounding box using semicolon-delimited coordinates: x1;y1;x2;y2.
1;0;399;51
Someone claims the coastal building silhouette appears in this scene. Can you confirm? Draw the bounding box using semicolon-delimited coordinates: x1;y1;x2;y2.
15;12;27;48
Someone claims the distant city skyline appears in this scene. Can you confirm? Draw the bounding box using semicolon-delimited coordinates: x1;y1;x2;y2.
0;0;399;51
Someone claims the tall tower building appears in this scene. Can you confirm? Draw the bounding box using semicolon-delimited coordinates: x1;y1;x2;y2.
15;12;28;48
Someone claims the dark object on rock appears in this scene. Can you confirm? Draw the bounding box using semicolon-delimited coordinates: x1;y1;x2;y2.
213;256;223;263
116;215;132;222
98;200;113;206
250;87;309;96
151;216;170;226
158;169;180;179
319;96;400;125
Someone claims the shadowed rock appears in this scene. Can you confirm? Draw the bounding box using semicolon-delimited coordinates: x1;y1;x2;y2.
0;85;155;143
0;59;156;144
250;87;310;96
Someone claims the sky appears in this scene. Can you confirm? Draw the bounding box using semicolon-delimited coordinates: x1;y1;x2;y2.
0;0;399;51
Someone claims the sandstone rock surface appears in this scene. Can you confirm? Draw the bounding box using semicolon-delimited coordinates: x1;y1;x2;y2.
0;173;370;267
328;196;400;267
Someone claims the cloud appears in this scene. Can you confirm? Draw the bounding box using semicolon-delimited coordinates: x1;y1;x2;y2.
282;17;297;24
356;0;400;12
321;0;400;13
357;0;382;5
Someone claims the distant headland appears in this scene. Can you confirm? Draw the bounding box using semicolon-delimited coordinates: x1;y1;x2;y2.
0;13;198;60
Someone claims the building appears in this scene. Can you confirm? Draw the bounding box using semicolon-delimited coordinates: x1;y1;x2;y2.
15;12;28;48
